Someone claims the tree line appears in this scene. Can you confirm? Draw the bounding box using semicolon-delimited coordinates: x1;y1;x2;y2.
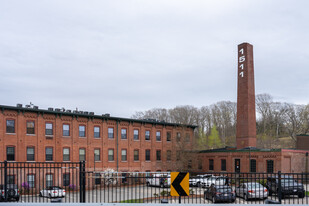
132;93;309;149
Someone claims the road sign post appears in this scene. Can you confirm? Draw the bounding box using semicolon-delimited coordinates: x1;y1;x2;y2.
171;172;189;204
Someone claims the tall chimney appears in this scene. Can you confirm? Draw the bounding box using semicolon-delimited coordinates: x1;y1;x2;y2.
236;43;257;149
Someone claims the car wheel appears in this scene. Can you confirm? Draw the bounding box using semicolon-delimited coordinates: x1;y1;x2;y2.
146;182;150;187
298;192;305;198
268;190;273;196
15;197;19;202
39;192;43;197
212;196;216;203
244;193;248;201
49;194;52;199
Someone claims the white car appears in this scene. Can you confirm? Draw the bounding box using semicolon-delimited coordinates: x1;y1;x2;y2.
205;176;228;188
190;175;212;187
146;174;171;188
39;186;66;198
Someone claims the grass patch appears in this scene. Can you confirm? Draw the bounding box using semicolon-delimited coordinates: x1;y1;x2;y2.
120;199;144;203
306;191;309;196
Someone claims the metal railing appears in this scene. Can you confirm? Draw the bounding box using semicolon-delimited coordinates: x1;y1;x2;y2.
0;161;308;204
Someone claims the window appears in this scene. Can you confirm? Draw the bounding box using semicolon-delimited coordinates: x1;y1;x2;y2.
134;150;139;161
46;174;53;187
166;132;171;141
167;150;171;161
27;175;35;188
176;132;181;142
209;159;214;170
221;159;226;171
176;151;180;161
121;149;127;161
94;126;100;138
95;173;101;185
46;147;53;161
7;147;15;161
108;128;114;139
94;149;100;161
45;123;53;135
185;134;190;142
156;150;161;161
27;147;35;161
267;160;274;173
121;129;127;139
250;159;256;173
133;129;139;140
7;175;15;184
63;124;70;136
6;120;15;133
79;148;86;161
198;159;203;170
63;148;70;161
108;149;114;161
79;125;86;137
63;173;70;186
188;160;192;169
145;149;150;161
26;121;35;134
156;131;161;141
145;131;150;140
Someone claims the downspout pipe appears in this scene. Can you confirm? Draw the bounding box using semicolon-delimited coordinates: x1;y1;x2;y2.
116;120;119;172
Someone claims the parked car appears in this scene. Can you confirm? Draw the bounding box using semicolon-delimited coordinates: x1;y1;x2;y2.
146;174;171;188
266;175;305;198
204;184;236;203
204;176;229;188
0;184;20;202
236;182;268;200
189;175;212;187
39;186;66;198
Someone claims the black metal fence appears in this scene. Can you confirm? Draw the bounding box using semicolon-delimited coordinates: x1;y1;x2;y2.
0;161;308;204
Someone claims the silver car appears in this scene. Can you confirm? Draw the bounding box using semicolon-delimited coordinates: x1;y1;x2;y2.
236;182;268;200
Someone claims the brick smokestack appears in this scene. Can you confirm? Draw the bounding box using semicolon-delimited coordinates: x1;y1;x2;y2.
236;43;257;149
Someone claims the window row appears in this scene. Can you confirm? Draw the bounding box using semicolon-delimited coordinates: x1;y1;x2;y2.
7;173;72;188
6;146;174;162
208;159;275;173
4;120;189;141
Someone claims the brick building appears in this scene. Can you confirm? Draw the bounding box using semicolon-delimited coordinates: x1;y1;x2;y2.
0;104;196;172
192;43;309;174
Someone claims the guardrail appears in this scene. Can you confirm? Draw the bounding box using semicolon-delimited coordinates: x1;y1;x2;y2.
0;161;308;204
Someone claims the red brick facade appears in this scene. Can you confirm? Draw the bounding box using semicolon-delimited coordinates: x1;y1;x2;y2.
195;149;309;174
0;105;196;172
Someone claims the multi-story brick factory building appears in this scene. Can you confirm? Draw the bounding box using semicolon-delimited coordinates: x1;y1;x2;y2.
0;104;196;172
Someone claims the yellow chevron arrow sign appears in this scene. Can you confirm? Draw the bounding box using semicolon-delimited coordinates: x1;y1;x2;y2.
170;172;189;196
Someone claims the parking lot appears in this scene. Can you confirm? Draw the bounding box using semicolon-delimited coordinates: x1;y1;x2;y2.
16;184;309;204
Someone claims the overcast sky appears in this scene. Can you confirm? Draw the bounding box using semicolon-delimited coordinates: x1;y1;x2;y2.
1;0;308;118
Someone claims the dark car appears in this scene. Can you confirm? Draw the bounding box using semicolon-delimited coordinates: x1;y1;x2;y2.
0;184;20;201
204;184;236;203
266;175;305;199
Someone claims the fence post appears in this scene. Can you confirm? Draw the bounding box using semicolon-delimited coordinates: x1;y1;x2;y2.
79;161;86;203
278;171;282;204
4;161;7;202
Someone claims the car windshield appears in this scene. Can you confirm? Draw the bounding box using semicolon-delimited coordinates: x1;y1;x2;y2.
247;183;262;189
209;177;216;181
7;184;17;189
52;186;62;190
282;179;297;184
217;188;232;193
